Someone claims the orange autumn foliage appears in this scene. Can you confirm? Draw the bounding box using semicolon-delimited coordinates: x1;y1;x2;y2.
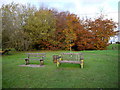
31;10;117;51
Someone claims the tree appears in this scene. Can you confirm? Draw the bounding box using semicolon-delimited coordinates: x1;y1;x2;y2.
74;15;117;50
55;12;79;50
63;13;79;50
54;11;69;50
88;15;117;50
2;2;36;50
23;9;56;50
1;2;117;51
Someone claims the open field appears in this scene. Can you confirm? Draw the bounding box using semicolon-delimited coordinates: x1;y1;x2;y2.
2;44;119;88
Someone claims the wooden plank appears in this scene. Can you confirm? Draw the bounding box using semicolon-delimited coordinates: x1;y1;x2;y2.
27;55;45;57
61;53;82;55
26;53;46;55
60;53;83;61
29;59;44;60
61;58;80;61
59;60;81;64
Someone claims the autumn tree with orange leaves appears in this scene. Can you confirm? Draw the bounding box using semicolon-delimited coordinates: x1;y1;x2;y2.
85;15;117;50
2;3;118;51
73;15;117;50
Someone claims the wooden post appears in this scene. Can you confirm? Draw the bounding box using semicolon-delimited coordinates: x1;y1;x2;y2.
81;60;84;68
56;60;60;67
25;59;29;65
57;56;62;67
40;60;44;65
28;60;30;64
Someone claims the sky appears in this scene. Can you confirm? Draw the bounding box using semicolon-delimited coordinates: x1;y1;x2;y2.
0;0;119;22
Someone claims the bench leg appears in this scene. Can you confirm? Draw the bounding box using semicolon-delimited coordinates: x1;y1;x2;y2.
57;61;60;67
80;60;84;68
28;60;30;64
25;59;29;65
81;63;83;68
40;60;44;65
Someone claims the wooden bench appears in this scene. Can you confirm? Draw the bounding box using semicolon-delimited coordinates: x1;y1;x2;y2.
25;53;46;65
56;53;84;68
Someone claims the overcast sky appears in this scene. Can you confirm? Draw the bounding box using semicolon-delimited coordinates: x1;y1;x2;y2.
0;0;119;22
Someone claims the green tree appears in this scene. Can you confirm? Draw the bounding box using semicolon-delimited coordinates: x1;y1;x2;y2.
24;9;56;50
2;2;36;50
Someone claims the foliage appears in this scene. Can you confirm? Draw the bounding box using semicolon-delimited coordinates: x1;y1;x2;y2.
63;14;78;50
86;16;117;50
74;16;117;50
23;9;56;50
1;2;118;51
2;2;36;51
54;11;69;50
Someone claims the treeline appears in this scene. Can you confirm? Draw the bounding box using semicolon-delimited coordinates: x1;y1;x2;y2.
1;2;118;51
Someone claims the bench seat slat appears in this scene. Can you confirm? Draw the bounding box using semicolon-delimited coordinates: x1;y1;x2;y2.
28;59;43;60
61;59;80;61
62;53;82;55
28;56;45;57
26;53;46;54
59;60;81;64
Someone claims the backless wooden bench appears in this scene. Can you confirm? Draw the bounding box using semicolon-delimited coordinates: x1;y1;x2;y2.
25;53;46;65
56;53;84;68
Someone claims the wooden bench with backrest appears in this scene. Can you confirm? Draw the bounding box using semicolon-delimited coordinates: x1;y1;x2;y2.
56;53;84;68
25;53;46;65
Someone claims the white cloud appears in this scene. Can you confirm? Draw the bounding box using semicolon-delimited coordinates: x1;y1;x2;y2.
71;0;118;22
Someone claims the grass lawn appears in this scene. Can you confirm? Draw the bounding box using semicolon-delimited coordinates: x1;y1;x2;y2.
2;45;119;88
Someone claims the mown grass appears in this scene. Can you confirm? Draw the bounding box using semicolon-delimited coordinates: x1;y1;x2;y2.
2;44;119;88
107;44;119;50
